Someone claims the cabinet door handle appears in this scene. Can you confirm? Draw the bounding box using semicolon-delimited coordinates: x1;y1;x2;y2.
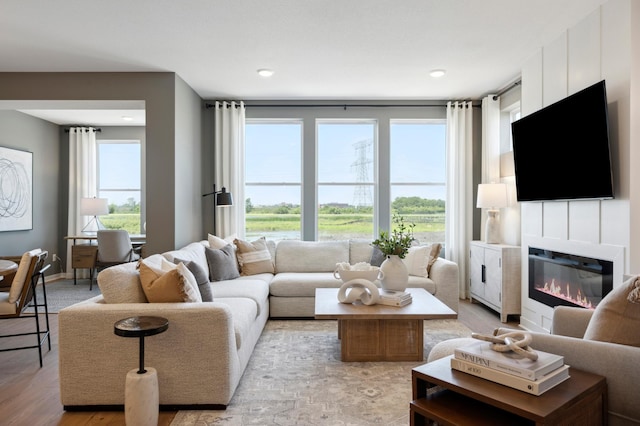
481;264;486;283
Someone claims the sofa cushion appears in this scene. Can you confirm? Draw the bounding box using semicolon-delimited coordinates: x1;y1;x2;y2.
349;239;374;264
216;297;259;350
139;258;202;303
205;244;240;281
234;237;275;275
162;242;208;273
270;272;343;297
401;243;442;278
369;245;386;267
275;240;349;273
427;243;442;276
175;258;213;302
210;277;270;317
583;275;640;347
97;261;147;303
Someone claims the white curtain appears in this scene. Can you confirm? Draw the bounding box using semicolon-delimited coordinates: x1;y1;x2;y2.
480;95;502;241
214;101;246;239
445;101;473;300
66;127;98;277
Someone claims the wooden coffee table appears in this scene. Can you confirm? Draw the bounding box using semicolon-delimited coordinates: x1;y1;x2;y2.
315;288;457;362
411;356;607;425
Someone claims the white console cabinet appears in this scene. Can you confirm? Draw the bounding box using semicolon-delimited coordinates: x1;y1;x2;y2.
469;241;521;322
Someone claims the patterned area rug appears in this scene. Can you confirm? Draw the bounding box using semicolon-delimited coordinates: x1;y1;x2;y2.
171;319;472;426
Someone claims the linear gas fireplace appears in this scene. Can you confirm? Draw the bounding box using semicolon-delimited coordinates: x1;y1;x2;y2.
528;247;613;310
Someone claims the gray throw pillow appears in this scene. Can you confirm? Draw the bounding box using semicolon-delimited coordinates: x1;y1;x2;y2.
174;257;213;302
205;244;240;282
370;245;386;267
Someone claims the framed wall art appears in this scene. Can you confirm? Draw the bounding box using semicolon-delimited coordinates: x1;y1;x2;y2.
0;146;33;232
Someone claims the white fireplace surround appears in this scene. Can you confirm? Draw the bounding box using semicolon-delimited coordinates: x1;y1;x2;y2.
519;236;625;332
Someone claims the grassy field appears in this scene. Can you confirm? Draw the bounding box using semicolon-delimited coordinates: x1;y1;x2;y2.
100;214;141;234
100;212;445;243
246;213;445;242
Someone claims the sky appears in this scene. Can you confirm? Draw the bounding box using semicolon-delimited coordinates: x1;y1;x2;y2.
245;121;446;206
97;141;141;205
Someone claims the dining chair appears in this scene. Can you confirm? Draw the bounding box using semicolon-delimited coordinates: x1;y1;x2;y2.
0;249;51;367
94;230;140;290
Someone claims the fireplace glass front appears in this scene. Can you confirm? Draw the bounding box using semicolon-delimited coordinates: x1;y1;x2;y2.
528;247;613;310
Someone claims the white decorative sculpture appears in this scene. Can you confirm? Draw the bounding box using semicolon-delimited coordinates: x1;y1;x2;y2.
337;279;380;305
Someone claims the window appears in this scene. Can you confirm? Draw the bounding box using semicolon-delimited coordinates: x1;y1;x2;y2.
390;120;446;243
245;121;302;240
244;105;448;244
96;140;142;234
317;121;376;241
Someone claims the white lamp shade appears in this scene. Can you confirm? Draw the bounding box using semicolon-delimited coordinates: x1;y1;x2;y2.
476;183;508;209
80;197;109;216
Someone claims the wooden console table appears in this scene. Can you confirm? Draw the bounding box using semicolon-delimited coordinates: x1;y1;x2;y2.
65;234;146;285
410;356;607;425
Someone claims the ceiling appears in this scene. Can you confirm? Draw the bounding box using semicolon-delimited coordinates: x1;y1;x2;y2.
1;0;608;125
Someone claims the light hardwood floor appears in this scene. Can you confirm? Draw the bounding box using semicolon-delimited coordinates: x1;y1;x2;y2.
0;298;519;425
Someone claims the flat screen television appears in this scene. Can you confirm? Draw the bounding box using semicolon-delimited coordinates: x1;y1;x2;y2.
511;80;614;202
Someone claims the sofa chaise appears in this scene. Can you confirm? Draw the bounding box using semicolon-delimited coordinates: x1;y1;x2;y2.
58;237;459;409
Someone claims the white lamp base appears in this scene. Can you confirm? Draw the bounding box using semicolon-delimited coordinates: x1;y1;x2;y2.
125;367;159;426
484;210;501;244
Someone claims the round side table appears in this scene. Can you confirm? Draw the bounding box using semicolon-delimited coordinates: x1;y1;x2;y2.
114;316;169;426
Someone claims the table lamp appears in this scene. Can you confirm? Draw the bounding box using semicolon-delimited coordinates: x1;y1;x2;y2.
476;183;507;244
81;197;109;232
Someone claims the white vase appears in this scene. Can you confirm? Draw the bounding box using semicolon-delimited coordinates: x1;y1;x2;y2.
379;254;409;292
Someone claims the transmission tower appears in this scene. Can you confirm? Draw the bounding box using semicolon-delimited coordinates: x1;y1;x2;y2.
351;139;373;208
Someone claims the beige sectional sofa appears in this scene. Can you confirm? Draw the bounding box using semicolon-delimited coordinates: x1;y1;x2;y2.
58;238;459;410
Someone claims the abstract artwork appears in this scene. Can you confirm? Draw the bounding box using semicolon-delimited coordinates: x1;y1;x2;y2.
0;146;33;231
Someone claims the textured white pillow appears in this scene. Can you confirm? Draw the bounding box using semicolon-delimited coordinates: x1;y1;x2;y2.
98;262;147;303
402;245;430;277
208;233;237;249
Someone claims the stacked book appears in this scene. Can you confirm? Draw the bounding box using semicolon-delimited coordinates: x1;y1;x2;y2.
378;290;412;307
451;340;569;396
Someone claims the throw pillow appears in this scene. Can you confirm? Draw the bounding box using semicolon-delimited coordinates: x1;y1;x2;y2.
427;243;442;276
174;257;213;302
234;236;275;275
369;245;386;267
204;244;240;281
402;245;430;277
139;258;202;303
583;275;640;347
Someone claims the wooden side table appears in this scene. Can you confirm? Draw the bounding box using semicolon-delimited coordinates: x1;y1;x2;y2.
114;316;169;426
411;356;607;425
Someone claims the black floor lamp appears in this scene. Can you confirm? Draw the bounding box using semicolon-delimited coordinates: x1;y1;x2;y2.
202;184;233;235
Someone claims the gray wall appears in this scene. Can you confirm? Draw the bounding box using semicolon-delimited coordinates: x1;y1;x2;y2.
0;72;205;256
0;111;60;265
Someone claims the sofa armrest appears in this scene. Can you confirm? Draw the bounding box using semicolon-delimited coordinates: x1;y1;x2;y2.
551;306;593;338
59;296;242;407
429;257;459;313
495;327;640;424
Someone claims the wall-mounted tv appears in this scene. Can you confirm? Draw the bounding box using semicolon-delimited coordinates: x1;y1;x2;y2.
511;80;614;202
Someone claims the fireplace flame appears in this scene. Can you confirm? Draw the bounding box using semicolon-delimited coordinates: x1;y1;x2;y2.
538;278;594;309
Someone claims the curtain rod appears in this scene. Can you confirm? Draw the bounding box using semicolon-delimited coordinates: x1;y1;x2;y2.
63;127;102;133
492;80;521;101
205;102;479;109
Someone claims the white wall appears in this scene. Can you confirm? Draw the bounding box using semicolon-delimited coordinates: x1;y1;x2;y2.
519;0;636;332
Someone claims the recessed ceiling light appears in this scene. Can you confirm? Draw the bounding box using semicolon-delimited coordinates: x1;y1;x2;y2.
429;69;446;78
121;116;134;121
257;69;274;77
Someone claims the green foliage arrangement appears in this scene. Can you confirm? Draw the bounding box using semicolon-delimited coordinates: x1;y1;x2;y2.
372;214;416;259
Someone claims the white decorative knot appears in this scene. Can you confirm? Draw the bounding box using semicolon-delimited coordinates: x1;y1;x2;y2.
471;329;539;361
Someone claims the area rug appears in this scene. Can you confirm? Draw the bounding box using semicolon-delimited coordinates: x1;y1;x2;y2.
26;279;100;313
171;319;472;426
